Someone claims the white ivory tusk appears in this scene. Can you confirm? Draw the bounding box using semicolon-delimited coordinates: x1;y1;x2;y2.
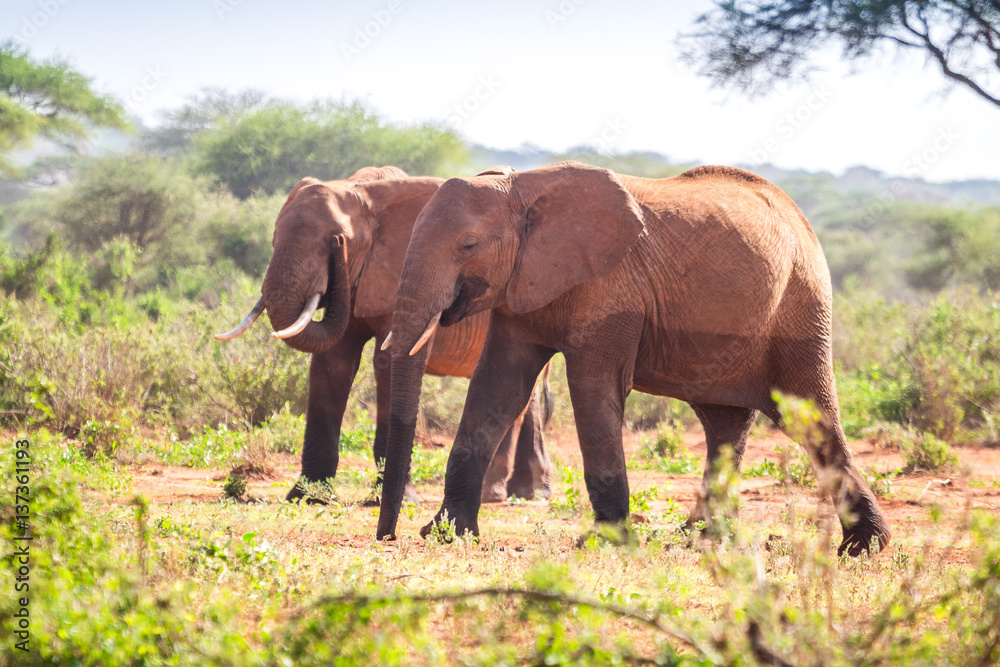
271;294;322;339
409;312;442;356
214;297;266;341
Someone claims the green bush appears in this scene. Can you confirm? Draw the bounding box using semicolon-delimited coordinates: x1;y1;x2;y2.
901;431;960;473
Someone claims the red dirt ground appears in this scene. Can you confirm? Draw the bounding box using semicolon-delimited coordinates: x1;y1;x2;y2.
125;426;1000;564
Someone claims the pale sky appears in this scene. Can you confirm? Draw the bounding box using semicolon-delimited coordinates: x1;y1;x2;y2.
4;0;998;182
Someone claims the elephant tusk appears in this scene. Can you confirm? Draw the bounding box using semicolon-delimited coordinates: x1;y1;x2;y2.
409;312;441;356
214;297;266;341
380;331;393;350
271;293;322;339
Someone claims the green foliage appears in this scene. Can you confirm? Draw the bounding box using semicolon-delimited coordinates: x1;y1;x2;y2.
834;289;1000;442
633;422;701;474
223;472;247;499
901;431;960;473
0;43;128;176
549;465;585;517
0;437;246;664
865;466;901;498
260;403;305;454
624;393;697;431
196;101;468;198
628;485;660;514
411;447;448;485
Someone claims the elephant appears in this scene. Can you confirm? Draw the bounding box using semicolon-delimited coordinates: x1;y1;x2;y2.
375;161;891;557
214;166;552;504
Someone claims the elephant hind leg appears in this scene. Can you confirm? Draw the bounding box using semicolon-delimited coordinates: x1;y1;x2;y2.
481;415;523;503
771;347;891;556
506;381;552;500
685;403;757;531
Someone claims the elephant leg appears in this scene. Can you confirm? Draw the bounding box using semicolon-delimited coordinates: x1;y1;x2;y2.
420;317;554;538
684;403;757;532
506;383;552;500
771;348;891;557
286;329;368;503
481;414;523;503
369;337;420;506
563;324;641;536
785;406;889;557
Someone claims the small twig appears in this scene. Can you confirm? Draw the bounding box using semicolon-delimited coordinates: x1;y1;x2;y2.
749;620;796;667
299;586;713;659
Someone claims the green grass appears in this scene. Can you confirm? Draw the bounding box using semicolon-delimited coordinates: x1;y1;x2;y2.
5;430;1000;665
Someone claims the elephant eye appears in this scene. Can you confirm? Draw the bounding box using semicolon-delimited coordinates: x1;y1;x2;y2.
460;236;479;250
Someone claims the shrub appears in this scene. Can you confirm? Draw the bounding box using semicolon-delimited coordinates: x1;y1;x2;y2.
901;431;960;473
223;472;247;499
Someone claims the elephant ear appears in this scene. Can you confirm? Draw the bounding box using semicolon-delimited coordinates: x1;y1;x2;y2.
507;162;645;314
352;177;443;319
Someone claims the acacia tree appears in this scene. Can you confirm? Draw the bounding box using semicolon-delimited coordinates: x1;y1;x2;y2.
0;42;128;175
680;0;1000;108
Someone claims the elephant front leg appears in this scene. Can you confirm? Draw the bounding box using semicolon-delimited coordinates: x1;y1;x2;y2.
286;332;367;503
421;319;554;539
561;322;642;542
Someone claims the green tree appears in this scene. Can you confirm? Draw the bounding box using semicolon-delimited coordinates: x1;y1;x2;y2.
195;100;468;198
0;42;128;175
143;87;274;153
681;1;1000;108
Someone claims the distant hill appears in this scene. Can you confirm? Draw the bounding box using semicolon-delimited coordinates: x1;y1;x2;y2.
470;145;1000;210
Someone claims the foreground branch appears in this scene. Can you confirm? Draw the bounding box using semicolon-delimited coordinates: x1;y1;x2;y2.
301;586;714;659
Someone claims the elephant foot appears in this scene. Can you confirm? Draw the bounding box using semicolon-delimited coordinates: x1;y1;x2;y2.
419;507;478;542
506;470;552;501
481;482;509;504
574;521;634;548
838;517;891;557
285;484;330;505
836;489;892;557
363;482;421;507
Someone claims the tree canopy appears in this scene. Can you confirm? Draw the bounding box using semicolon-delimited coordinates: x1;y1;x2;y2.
0;43;128;176
194;100;467;198
680;0;1000;108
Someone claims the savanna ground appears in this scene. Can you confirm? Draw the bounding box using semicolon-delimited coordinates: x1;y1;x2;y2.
5;375;1000;665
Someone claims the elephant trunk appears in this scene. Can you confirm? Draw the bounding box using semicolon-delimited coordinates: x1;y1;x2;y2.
262;237;351;354
376;297;443;540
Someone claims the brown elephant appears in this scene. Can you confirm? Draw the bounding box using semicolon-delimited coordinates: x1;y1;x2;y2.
215;166;552;504
376;161;891;557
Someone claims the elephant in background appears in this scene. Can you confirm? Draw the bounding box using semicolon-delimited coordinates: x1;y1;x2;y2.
377;161;891;557
215;166;552;504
